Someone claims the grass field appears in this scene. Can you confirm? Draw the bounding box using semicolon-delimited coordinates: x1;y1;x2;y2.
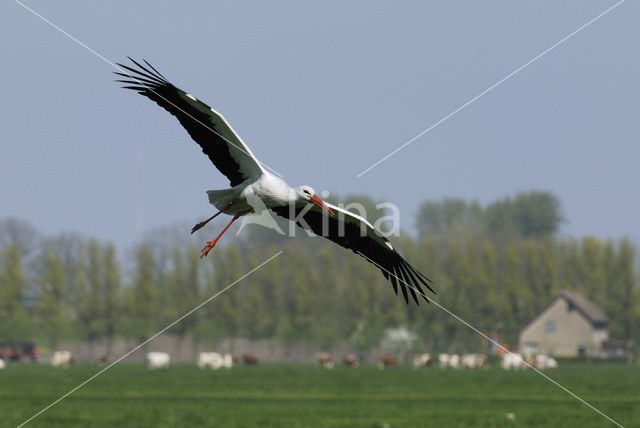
1;362;637;427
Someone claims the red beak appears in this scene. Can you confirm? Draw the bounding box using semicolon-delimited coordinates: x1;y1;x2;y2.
309;194;335;217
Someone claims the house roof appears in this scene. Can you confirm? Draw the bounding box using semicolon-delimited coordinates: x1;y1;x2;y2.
520;290;608;334
559;290;608;324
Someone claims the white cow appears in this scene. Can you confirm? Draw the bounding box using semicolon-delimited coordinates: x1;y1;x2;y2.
198;352;233;369
145;352;170;369
461;354;488;369
51;350;73;367
449;354;460;369
413;353;432;368
534;354;558;369
438;353;460;368
0;359;5;369
438;353;450;368
501;352;524;370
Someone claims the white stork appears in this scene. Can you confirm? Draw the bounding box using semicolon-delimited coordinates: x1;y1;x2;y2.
116;58;434;304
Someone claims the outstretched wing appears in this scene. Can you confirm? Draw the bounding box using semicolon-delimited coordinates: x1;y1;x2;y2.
272;202;434;304
116;58;265;187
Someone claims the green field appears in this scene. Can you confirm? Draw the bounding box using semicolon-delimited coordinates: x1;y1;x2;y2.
1;362;637;427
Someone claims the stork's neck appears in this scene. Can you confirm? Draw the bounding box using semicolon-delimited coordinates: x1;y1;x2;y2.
285;184;307;207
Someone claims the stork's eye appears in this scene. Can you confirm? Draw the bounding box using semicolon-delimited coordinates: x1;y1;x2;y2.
304;190;311;195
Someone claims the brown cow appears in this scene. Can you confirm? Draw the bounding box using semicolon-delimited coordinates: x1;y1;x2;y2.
242;353;259;365
316;352;334;369
378;355;397;368
343;354;359;368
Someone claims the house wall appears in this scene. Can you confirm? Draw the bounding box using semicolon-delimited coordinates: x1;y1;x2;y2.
519;298;608;357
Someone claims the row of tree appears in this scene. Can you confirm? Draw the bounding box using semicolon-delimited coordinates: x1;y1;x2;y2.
0;191;638;355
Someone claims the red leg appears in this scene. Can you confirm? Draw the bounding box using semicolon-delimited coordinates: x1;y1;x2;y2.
191;202;232;234
200;209;252;258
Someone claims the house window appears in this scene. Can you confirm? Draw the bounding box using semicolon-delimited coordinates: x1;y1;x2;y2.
545;320;555;333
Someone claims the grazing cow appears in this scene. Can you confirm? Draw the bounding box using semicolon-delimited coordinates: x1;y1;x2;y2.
0;359;5;369
51;351;74;367
413;353;432;368
461;354;488;369
242;353;259;365
343;354;359;368
145;351;170;369
439;353;461;369
378;355;397;368
316;353;334;369
96;355;108;366
198;352;232;369
448;354;460;369
501;352;524;370
438;353;450;368
531;354;557;370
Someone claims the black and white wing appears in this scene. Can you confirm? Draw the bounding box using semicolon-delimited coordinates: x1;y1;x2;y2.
116;58;264;187
272;202;435;304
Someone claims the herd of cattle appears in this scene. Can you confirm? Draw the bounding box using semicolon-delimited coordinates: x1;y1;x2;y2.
0;350;557;371
317;351;557;370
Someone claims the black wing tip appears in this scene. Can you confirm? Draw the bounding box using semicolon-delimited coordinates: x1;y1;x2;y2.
393;266;409;304
388;258;435;305
398;264;420;305
114;57;170;90
406;263;436;296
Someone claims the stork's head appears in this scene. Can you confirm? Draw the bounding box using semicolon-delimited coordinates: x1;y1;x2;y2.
295;186;335;217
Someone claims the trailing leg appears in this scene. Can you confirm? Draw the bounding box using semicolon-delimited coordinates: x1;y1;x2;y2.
200;209;252;257
191;202;232;234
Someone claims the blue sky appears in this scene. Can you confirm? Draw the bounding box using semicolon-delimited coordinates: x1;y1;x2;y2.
1;1;637;250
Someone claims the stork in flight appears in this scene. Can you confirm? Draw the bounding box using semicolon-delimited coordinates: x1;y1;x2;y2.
116;58;434;304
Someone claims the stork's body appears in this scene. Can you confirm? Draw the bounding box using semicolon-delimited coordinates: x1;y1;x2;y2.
208;172;294;214
117;58;434;304
194;172;306;255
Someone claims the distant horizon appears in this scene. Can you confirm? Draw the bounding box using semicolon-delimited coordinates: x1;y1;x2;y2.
1;186;636;254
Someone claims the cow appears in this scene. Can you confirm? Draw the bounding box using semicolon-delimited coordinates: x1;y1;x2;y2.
378;355;397;368
316;352;334;369
198;352;232;369
343;354;359;368
0;359;5;369
145;351;170;369
242;353;259;365
501;352;524;370
438;353;450;368
413;353;432;368
96;355;108;366
51;351;74;367
449;354;460;369
439;353;461;368
461;354;488;369
530;354;558;370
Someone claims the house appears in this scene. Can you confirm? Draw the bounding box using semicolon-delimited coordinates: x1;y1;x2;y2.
519;291;608;357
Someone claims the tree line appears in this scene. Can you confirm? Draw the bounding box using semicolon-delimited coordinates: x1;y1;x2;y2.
0;191;638;356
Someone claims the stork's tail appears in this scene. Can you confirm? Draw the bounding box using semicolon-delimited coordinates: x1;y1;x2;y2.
207;188;240;210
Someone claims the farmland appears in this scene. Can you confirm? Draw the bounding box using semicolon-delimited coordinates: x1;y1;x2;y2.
1;362;637;427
